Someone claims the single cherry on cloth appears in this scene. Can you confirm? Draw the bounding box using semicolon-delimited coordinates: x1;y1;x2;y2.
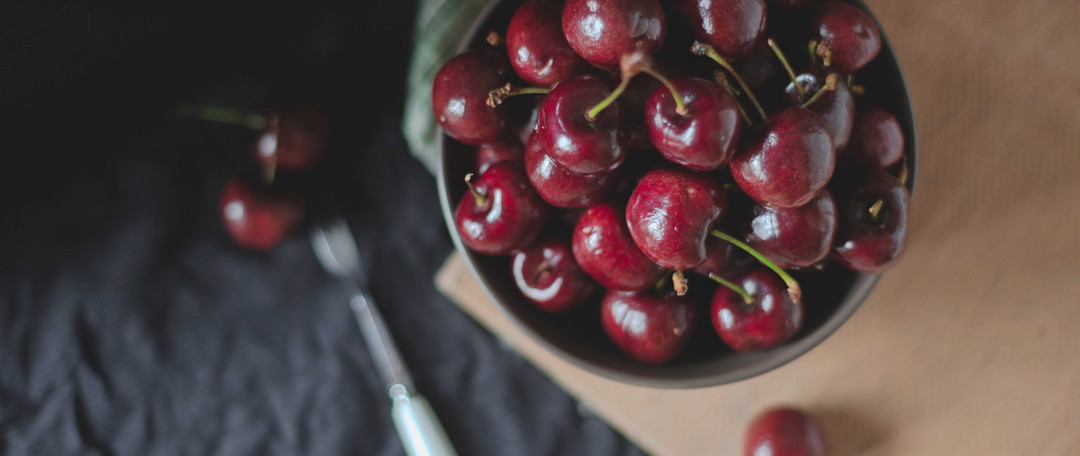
745;190;838;269
711;267;804;351
454;161;549;255
432;49;512;145
252;103;329;174
511;237;596;313
572;202;667;292
507;0;589;87
601;289;697;364
675;0;767;62
830;160;909;273
561;0;666;71
847;103;904;168
730;106;835;209
524;131;619;209
811;1;881;74
782;68;854;151
476;140;525;174
744;407;826;456
219;177;305;251
646;77;743;171
538;74;628;174
626;167;728;270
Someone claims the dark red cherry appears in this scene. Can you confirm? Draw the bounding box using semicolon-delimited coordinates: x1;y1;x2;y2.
730;107;835;209
675;0;767;61
511;237;596;313
735;43;782;92
782;69;854;151
811;1;881;74
601;290;696;364
538;75;628;174
432;49;512;145
626;167;728;270
711;267;803;351
693;237;754;280
847;104;904;168
454;161;549;255
744;407;826;456
830;160;909;273
572;202;667;292
562;0;666;70
646;77;743;171
252;103;329;173
219;177;305;251
524;131;619;208
476;140;525;174
507;0;589;87
768;0;815;10
745;190;837;269
620;73;664;149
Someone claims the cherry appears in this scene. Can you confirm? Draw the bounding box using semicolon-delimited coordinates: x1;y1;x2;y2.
745;190;837;269
811;1;881;75
601;289;697;364
572;202;667;292
511;237;597;313
730;106;835;209
830;159;909;273
524;131;620;208
626;167;728;270
710;267;803;351
251;103;329;175
768;0;815;11
744;407;826;456
219;177;305;251
645;77;743;171
454;161;549;255
476;140;525;174
538;74;628;174
507;0;589;87
847;103;904;168
693;237;754;280
675;0;767;62
561;0;666;71
432;49;512;145
781;68;853;151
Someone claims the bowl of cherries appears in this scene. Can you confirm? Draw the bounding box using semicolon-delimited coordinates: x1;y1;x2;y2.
434;0;914;388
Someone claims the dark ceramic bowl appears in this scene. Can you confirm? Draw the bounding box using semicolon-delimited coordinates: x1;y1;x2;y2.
436;0;916;388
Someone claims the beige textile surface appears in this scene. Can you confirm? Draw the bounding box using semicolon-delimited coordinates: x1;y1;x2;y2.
435;0;1080;454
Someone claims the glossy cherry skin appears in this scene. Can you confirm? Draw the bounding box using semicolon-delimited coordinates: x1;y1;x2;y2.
675;0;767;61
507;0;589;87
562;0;666;70
219;178;305;251
745;407;826;456
538;75;628;174
454;161;549;255
252;103;329;172
711;268;804;351
646;77;743;171
847;104;904;167
511;237;596;313
432;49;512;145
572;202;667;292
627;167;728;270
812;1;881;74
730;107;835;209
830;160;909;273
745;190;837;269
601;290;697;364
768;0;815;10
524;131;619;208
782;69;854;152
620;73;664;149
476;140;525;174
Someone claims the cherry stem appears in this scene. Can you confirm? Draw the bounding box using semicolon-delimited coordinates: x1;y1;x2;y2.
691;41;767;121
713;71;752;126
530;262;551;286
800;74;838;108
486;30;504;46
709;273;753;305
487;83;550;108
673;271;689;296
640;67;688;116
710;229;802;302
176;103;266;130
868;198;884;219
585;75;632;121
897;155;910;185
767;38;806;100
807;40;819;65
464;173;488;207
815;42;833;68
261;161;276;186
653;273;671;292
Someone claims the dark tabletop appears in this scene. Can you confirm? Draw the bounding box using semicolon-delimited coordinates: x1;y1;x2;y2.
0;1;645;455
